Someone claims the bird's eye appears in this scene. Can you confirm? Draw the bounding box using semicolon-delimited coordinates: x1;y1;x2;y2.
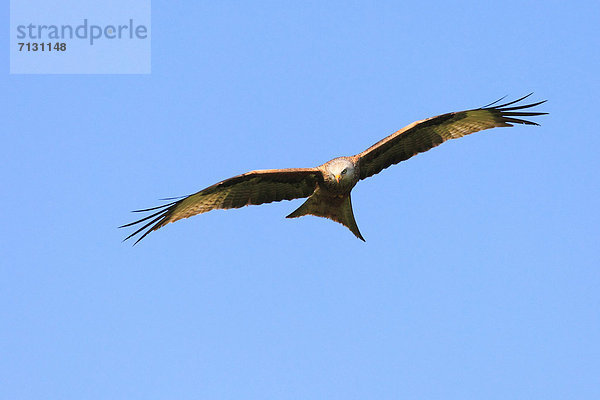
341;169;347;175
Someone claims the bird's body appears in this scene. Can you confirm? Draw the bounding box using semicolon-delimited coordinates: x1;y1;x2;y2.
288;157;363;240
122;94;547;244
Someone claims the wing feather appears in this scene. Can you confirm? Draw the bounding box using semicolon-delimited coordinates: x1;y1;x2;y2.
121;168;323;244
354;94;547;180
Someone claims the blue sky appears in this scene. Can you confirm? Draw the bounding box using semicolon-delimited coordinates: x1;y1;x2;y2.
2;1;599;399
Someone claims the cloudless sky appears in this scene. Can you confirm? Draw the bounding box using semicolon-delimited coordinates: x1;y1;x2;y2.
2;1;600;399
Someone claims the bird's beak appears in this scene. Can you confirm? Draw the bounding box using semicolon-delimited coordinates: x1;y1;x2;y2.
334;174;340;183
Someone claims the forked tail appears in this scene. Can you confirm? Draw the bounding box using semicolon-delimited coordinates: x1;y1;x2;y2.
286;189;365;241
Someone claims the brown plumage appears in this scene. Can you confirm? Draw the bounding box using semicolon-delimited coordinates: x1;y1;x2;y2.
122;94;547;244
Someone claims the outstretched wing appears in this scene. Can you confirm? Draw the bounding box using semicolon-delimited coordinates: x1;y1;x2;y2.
121;168;323;244
354;94;547;180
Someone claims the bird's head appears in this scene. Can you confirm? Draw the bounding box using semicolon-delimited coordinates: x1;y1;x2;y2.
325;158;357;187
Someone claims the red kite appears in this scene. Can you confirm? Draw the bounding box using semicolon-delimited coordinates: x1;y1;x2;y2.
122;94;546;244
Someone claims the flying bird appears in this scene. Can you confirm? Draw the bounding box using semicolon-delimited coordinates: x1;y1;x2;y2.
122;94;547;244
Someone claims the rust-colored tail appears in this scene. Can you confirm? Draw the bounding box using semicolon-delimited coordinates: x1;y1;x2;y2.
286;189;365;241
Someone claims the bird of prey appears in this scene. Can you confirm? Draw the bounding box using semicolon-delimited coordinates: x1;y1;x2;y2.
122;94;546;244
